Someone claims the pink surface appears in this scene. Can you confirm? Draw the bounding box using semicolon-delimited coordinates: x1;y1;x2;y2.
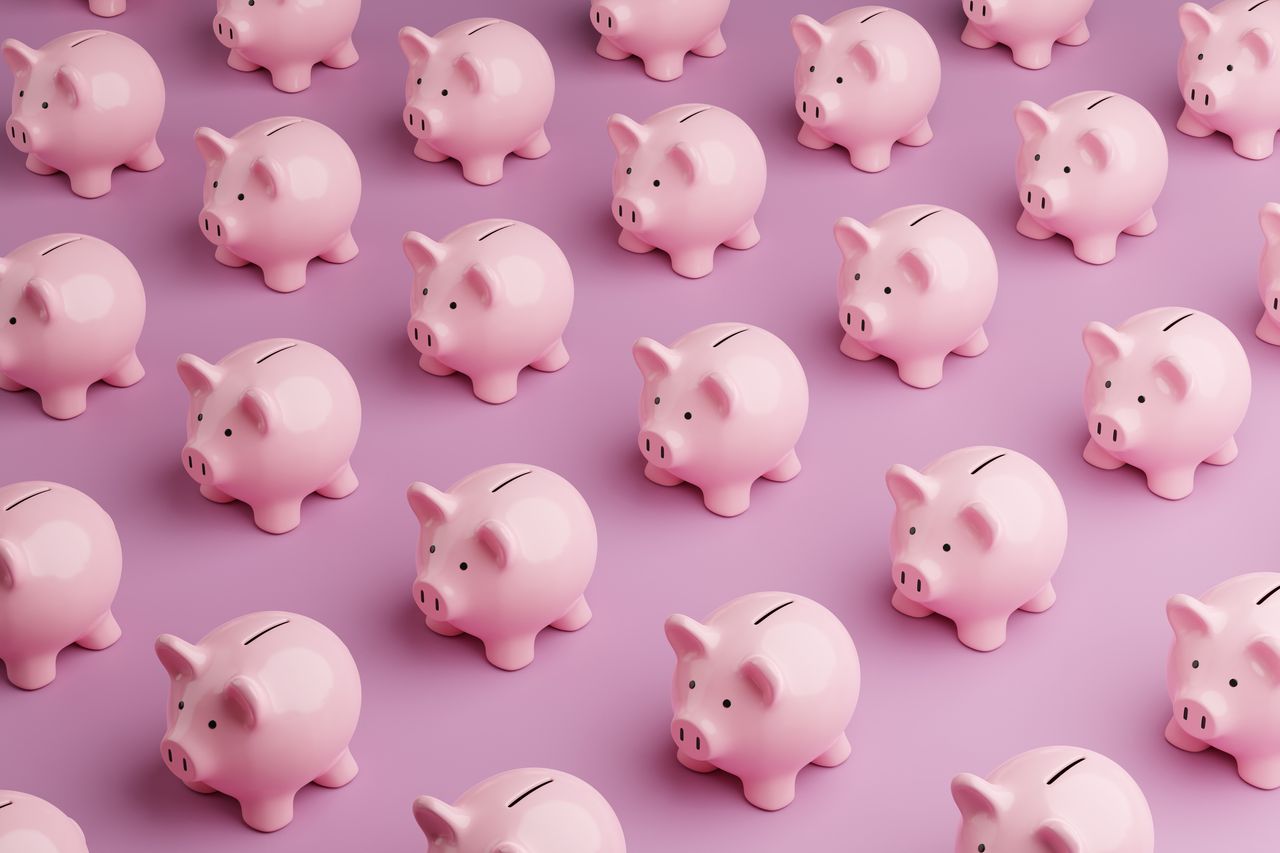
2;0;1279;849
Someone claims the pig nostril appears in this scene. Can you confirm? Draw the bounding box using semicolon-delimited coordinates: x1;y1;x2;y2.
187;456;193;469
617;204;623;218
21;132;26;144
216;225;221;238
426;334;432;347
420;119;425;131
1096;422;1102;435
1273;298;1277;311
218;23;222;34
229;28;233;39
434;597;440;612
802;101;807;114
645;438;651;451
1191;88;1196;101
1184;706;1189;721
814;106;820;119
695;736;701;750
659;446;665;459
413;328;418;341
860;319;866;332
204;219;209;232
1040;197;1046;210
916;579;922;592
846;312;852;326
1204;94;1209;106
1201;716;1207;730
1112;429;1118;442
608;16;612;26
595;11;600;22
679;727;685;742
900;571;906;584
631;211;636;223
168;749;173;763
201;463;206;476
182;758;188;772
1026;191;1032;204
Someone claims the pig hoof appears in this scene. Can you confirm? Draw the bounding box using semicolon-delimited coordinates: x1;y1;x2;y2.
413;139;449;163
514;129;551;160
897;362;944;389
1057;21;1090;46
76;611;122;650
691;28;727;57
676;750;716;773
320;233;359;264
240;797;296;833
797;125;834;150
4;655;58;690
1019;584;1056;613
1016;211;1055;240
702;487;752;517
596;36;630;60
1237;761;1280;790
252;504;303;535
762;450;800;483
317;463;358;499
642;55;685;81
227;50;261;72
723;219;760;250
1257;316;1280;346
530;339;570;372
484;639;536;671
40;389;89;420
461;160;504;186
103;353;145;387
314;749;358;788
199;483;235;504
811;733;851;768
551;596;592;632
471;375;519;404
644;463;683;487
670;251;716;279
617;230;655;254
956;621;1008;652
1164;717;1209;752
69;171;113;199
891;590;932;618
1234;135;1276;161
125;140;164;172
25;154;58;175
322;40;359;69
961;22;997;49
0;373;25;392
1145;471;1195;501
1175;107;1215;138
1204;438;1239;467
214;246;249;268
742;777;797;811
417;353;456;376
1011;45;1053;69
424;616;462;637
839;335;878;361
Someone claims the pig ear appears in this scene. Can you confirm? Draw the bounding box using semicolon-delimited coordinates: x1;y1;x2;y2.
850;40;884;81
606;113;648;154
950;773;1012;819
1014;101;1056;142
398;26;439;65
1178;3;1219;41
1081;321;1131;364
475;518;518;569
1244;28;1277;68
155;634;207;680
0;540;26;591
632;337;681;380
1036;819;1085;853
1166;593;1226;637
464;262;503;308
0;257;9;279
1247;635;1280;683
54;65;88;108
664;614;716;658
238;388;279;434
193;127;235;165
885;464;937;508
1;39;38;75
740;655;784;707
667;142;703;185
1154;356;1193;401
1260;203;1280;246
1078;129;1115;170
834;217;877;261
898;248;937;291
407;482;457;526
224;675;269;729
959;502;1000;551
250;157;287;199
699;371;738;417
790;14;830;53
176;354;222;396
412;796;469;844
454;52;489;93
22;278;62;324
402;231;446;273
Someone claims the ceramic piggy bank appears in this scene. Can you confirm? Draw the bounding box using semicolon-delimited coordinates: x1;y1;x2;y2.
666;592;859;810
0;481;121;690
834;205;996;388
213;0;361;93
399;19;554;186
156;611;360;832
634;323;807;517
1177;0;1280;159
590;0;730;81
195;117;360;293
0;233;145;419
404;219;573;404
407;464;596;671
413;768;626;852
960;0;1094;69
952;746;1154;853
3;31;164;198
791;8;941;172
1082;307;1250;500
1258;203;1280;344
608;104;766;279
1015;91;1168;264
886;447;1067;651
0;791;88;853
177;338;361;534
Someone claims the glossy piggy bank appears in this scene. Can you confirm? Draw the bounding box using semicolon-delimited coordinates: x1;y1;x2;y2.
666;592;859;810
608;104;765;278
791;8;940;173
3;31;164;198
634;323;807;517
1082;307;1250;500
0;481;121;690
195;117;360;293
177;338;361;534
0;233;145;419
961;0;1094;69
404;219;573;404
1015;91;1168;264
407;464;596;671
1258;203;1280;344
1177;0;1280;159
413;768;626;852
886;447;1067;651
590;0;730;80
952;746;1154;853
835;205;996;388
213;0;361;93
156;611;360;832
399;19;554;186
0;791;88;853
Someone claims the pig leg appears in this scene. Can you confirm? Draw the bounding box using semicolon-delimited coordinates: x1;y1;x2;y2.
103;352;145;387
691;28;728;57
551;596;592;631
1070;233;1118;265
1232;131;1276;161
960;21;997;49
89;0;126;15
1124;210;1157;237
68;168;113;199
270;64;314;94
642;52;686;82
797;124;834;150
1204;437;1239;466
1083;439;1125;470
742;773;798;811
701;482;753;517
183;779;216;794
952;327;989;357
514;128;551;160
596;36;631;60
840;335;878;361
897;358;945;389
418;353;456;376
125;140;164;172
314;749;359;788
5;654;58;690
1010;42;1054;70
227;49;261;72
723;219;761;250
1019;583;1056;613
1236;757;1280;790
483;635;537;671
530;339;570;372
215;246;249;267
1145;468;1196;501
1258;315;1280;346
413;138;449;163
261;262;310;294
40;386;89;420
240;795;296;833
317;463;359;499
424;615;462;637
1164;716;1210;752
252;500;303;535
0;372;26;391
669;247;717;279
471;373;520;405
618;230;655;253
956;617;1009;652
1016;210;1056;240
892;590;932;618
321;39;359;69
320;232;359;264
644;463;683;487
848;143;892;173
762;449;801;483
676;751;716;773
899;118;933;147
25;154;58;175
75;611;122;650
200;483;235;503
811;732;851;767
460;157;506;186
1057;20;1090;45
1176;107;1215;138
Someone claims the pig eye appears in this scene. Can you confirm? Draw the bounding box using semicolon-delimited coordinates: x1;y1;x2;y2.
1192;659;1200;668
836;76;843;84
1063;166;1071;174
7;317;15;325
883;286;892;294
224;428;233;437
978;846;986;853
942;543;952;552
1197;53;1204;60
1227;64;1234;71
909;526;916;535
853;273;861;281
428;545;436;553
808;65;815;72
197;413;203;421
416;77;422;85
1104;380;1112;388
688;680;695;689
654;396;661;404
653;179;661;187
1137;395;1146;403
449;301;457;310
422;287;428;295
683;411;692;420
626;167;632;174
441;89;449;96
178;701;185;710
41;101;48;109
237;193;245;201
17;90;22;97
212;180;218;188
1034;154;1040;161
248;0;255;5
1230;678;1239;687
208;720;217;729
459;561;468;571
722;699;732;708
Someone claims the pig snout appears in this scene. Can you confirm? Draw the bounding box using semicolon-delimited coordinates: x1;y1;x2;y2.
1186;80;1222;114
5;116;35;153
162;738;200;781
212;15;246;48
672;717;716;760
1020;182;1057;216
796;91;834;127
962;0;995;21
413;579;449;619
199;208;233;246
589;3;629;35
403;104;442;140
1175;692;1228;739
843;302;884;339
893;561;941;603
182;445;214;484
1089;409;1137;451
639;428;681;468
613;194;655;231
407;318;445;355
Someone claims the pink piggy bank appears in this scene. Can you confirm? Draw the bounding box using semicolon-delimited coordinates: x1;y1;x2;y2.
634;323;807;517
791;8;941;173
403;219;573;404
834;205;996;388
1015;91;1168;264
960;0;1094;69
886;447;1067;651
399;20;554;186
589;0;729;81
0;481;121;690
407;463;596;671
1166;573;1280;788
155;611;361;832
177;338;361;534
3;31;164;198
0;791;88;853
608;104;765;278
213;0;360;93
0;233;145;419
1258;203;1280;344
413;768;626;852
952;746;1154;853
666;592;859;810
195;117;360;293
1082;307;1250;500
1177;0;1280;159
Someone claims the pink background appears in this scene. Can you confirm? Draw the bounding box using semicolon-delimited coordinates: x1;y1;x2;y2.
2;0;1278;849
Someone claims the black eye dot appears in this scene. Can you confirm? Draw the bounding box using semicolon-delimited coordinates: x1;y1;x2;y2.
212;180;218;188
979;846;986;853
224;428;232;437
1104;380;1112;388
1227;64;1234;71
1063;166;1071;173
7;317;15;325
178;701;185;710
449;301;457;310
1034;154;1040;161
654;396;661;405
197;413;203;422
853;273;861;281
41;101;48;109
809;65;815;72
883;286;892;294
459;561;468;571
208;720;217;729
428;544;436;554
626;167;632;174
1198;53;1204;60
683;411;692;420
909;526;916;535
942;543;952;552
722;699;732;708
1137;395;1146;403
1193;659;1200;668
421;287;428;296
836;76;843;84
688;680;696;689
1230;678;1239;687
237;193;245;201
17;90;22;97
441;89;448;96
248;0;254;5
653;179;661;187
416;77;422;85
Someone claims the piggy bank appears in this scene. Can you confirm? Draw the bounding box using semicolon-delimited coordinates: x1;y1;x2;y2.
0;233;145;419
608;105;765;278
3;31;164;198
413;768;626;852
952;746;1154;853
195;117;361;293
791;8;940;173
213;0;361;93
1259;203;1280;344
634;323;807;517
89;0;124;15
960;0;1094;69
590;0;730;81
834;205;996;388
407;464;596;671
399;19;554;186
156;611;361;832
0;481;121;690
1177;0;1280;159
0;791;88;853
666;592;859;810
1015;91;1168;264
404;219;573;404
1082;307;1250;500
886;447;1067;651
1166;573;1280;788
177;338;361;534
